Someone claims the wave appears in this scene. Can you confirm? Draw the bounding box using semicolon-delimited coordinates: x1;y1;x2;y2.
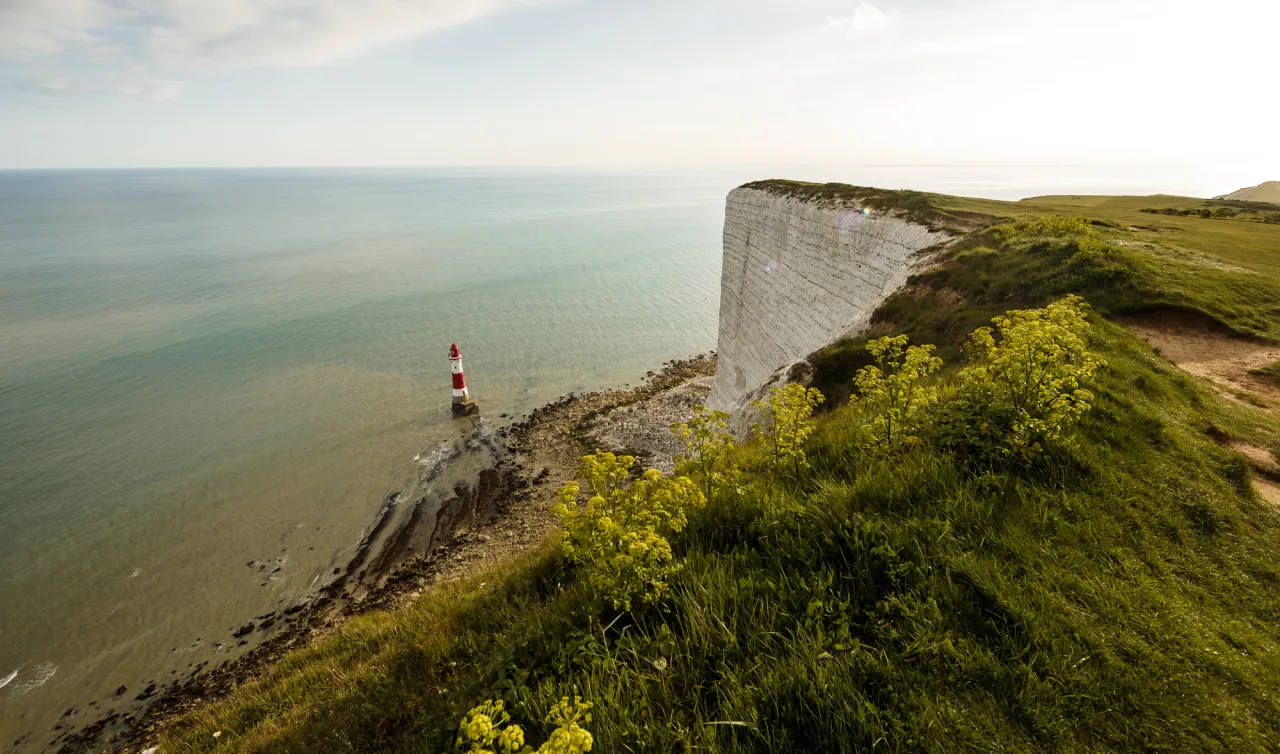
414;441;463;483
7;662;56;696
0;668;16;690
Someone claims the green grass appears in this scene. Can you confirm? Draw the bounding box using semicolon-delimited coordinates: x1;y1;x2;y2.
1249;362;1280;382
974;193;1280;280
158;187;1280;753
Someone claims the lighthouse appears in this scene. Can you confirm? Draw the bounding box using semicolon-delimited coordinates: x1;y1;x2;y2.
449;343;479;416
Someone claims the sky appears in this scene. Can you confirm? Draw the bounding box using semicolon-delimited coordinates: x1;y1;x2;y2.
0;0;1276;178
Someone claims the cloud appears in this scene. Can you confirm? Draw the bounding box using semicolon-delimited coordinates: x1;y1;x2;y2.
827;2;894;34
26;71;184;97
0;0;123;59
0;0;517;94
140;0;510;70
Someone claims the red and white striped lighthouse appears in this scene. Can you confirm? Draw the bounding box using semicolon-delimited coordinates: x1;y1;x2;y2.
449;343;478;416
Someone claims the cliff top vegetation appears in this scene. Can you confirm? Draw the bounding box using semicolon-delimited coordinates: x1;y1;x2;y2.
156;187;1280;753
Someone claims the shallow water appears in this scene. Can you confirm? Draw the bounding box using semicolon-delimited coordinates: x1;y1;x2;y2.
0;164;1229;746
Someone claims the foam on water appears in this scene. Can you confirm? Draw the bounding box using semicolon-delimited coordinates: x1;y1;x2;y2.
6;664;56;697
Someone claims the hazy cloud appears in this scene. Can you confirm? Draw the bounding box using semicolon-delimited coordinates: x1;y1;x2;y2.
827;2;894;33
0;0;123;59
139;0;509;70
0;0;517;93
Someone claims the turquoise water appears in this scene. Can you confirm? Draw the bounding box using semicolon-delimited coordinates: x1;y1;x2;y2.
0;165;1227;745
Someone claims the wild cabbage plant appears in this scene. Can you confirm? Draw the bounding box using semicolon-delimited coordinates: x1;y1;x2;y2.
456;697;593;754
752;383;824;478
947;294;1105;462
851;335;943;451
551;453;704;612
995;214;1097;245
671;406;736;500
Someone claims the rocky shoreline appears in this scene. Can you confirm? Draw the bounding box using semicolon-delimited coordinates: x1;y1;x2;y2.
53;353;716;754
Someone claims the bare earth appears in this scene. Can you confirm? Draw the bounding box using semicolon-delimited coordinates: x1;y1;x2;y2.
1122;313;1280;410
1122;314;1280;505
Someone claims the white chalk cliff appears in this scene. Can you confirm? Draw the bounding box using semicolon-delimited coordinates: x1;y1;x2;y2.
707;185;952;430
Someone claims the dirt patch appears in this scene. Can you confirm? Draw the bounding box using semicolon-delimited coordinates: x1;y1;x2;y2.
1228;441;1280;476
899;283;964;309
1122;316;1280;506
1121;313;1280;413
1254;478;1280;506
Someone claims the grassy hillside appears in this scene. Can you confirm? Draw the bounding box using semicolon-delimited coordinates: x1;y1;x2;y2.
158;187;1280;753
1220;181;1280;204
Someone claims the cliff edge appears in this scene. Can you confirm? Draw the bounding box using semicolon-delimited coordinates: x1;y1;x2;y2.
706;182;952;430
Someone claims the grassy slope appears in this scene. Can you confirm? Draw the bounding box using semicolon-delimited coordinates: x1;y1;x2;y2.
1222;182;1280;204
160;186;1280;753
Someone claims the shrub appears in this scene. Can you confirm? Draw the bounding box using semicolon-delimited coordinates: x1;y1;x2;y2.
457;697;593;754
851;335;943;451
994;214;1133;290
994;214;1095;242
752;383;824;478
551;453;704;611
939;295;1105;464
671;406;736;500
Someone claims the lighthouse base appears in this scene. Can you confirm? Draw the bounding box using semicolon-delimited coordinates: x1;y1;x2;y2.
452;398;479;417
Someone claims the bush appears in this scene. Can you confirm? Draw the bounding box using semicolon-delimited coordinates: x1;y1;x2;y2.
551;453;704;611
752;383;825;478
938;295;1105;464
994;214;1095;242
851;335;943;451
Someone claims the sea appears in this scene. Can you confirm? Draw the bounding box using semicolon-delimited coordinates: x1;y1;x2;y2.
0;164;1241;748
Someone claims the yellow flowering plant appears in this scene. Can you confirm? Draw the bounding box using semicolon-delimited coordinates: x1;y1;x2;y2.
671;406;736;500
538;696;594;754
851;335;943;451
950;294;1105;462
551;453;705;612
456;699;526;754
456;697;593;754
994;214;1097;246
752;383;824;478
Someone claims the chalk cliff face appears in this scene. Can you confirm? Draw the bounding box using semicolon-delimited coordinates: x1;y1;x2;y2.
707;185;951;430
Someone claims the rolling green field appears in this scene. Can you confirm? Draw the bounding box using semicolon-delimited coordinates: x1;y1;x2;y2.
944;192;1280;279
158;185;1280;753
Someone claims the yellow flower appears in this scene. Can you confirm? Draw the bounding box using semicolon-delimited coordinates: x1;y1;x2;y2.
550;453;704;613
852;335;943;452
752;383;824;478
